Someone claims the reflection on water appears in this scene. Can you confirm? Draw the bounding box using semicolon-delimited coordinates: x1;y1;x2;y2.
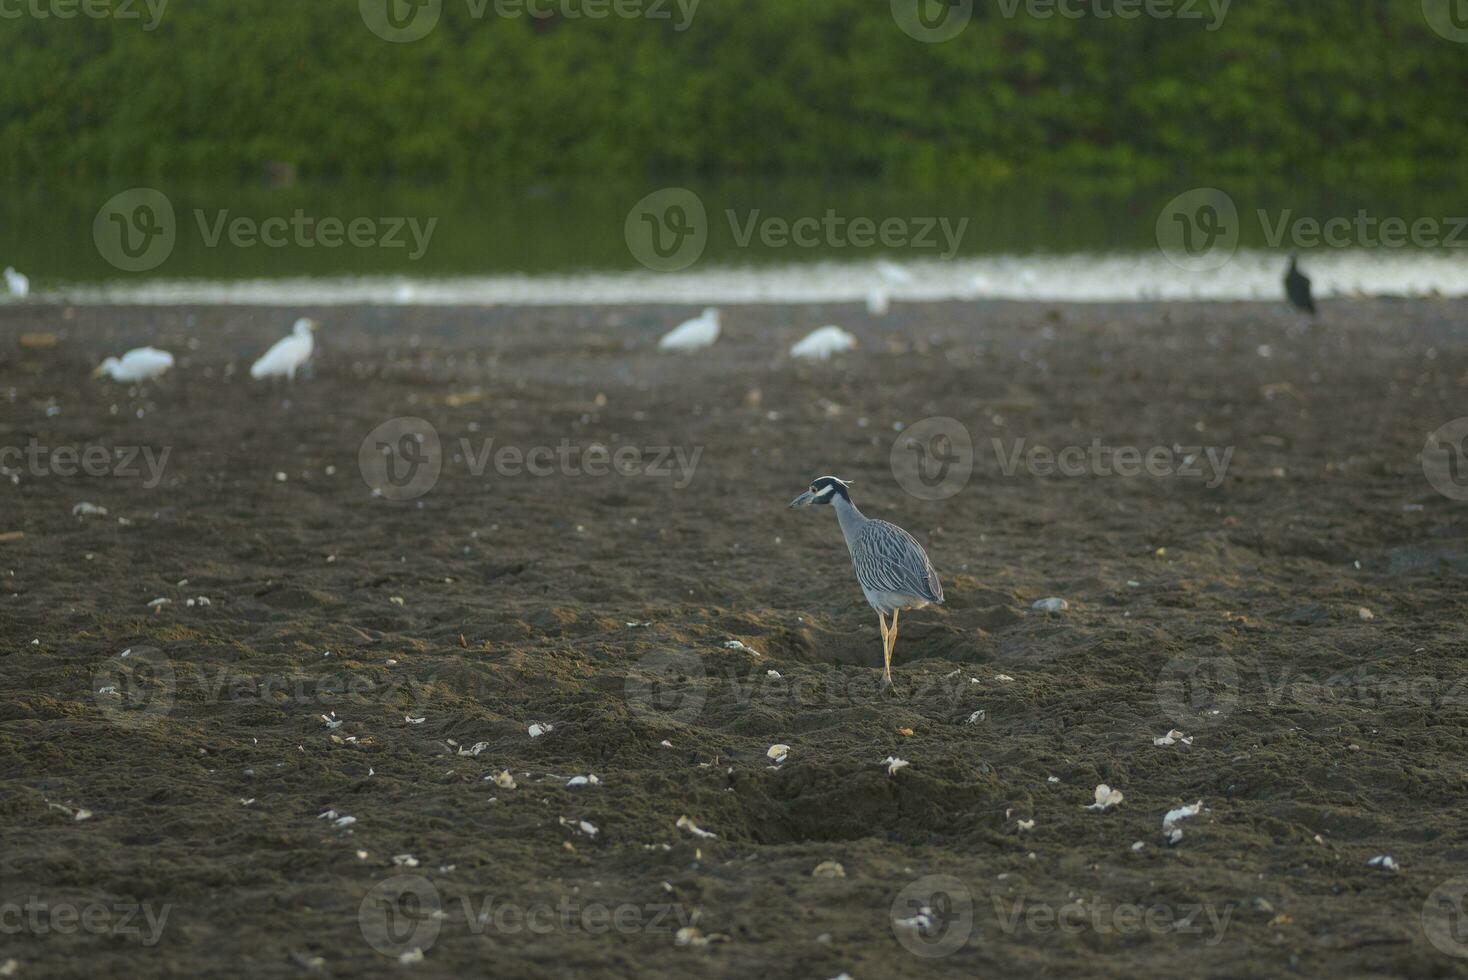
1;178;1464;300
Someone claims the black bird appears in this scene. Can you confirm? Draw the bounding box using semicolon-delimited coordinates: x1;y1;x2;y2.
1285;253;1316;315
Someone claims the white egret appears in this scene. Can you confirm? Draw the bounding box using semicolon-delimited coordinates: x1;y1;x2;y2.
250;318;318;380
4;267;29;299
658;308;720;351
790;325;857;360
94;347;175;383
866;285;891;316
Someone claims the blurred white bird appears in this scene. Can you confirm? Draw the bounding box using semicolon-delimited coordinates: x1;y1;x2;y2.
876;260;913;285
790;325;857;360
94;347;175;383
658;308;720;351
250;318;317;380
4;266;29;299
866;285;891;317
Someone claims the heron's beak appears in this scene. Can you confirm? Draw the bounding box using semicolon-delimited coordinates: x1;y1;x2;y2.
789;490;816;509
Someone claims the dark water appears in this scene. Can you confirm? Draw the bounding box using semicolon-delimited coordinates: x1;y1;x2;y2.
0;177;1461;284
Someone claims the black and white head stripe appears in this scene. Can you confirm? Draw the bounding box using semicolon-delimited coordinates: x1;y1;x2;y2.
809;476;852;502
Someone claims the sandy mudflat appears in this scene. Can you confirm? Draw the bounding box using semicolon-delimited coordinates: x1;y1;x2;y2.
2;298;1467;978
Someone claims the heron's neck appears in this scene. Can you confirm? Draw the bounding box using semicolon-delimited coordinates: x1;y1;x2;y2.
832;495;866;551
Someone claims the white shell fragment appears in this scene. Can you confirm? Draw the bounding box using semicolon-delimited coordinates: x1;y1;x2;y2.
490;771;516;790
404;715;426;725
884;756;910;776
722;639;754;652
1153;729;1193;747
812;861;846;878
456;741;489;757
675;926;731;947
528;723;553;738
559;816;598;837
566;774;601;788
1031;597;1069;612
398;948;425;965
994;674;1015;683
676;815;717;839
767;744;790;764
72;502;108;516
393;854;420;867
1085;784;1124;811
1368;855;1399;872
1017;819;1035;832
790;325;857;360
967;710;986;724
1163;800;1204;844
146;597;171;609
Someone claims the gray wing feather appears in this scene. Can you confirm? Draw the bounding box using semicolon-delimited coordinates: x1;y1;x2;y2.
854;520;943;604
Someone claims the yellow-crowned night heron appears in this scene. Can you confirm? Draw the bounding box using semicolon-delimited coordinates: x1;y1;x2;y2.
789;476;944;688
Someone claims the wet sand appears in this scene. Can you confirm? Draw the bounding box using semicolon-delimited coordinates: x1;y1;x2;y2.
2;298;1467;978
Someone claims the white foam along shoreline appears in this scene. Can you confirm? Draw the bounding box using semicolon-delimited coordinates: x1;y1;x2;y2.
24;250;1468;306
